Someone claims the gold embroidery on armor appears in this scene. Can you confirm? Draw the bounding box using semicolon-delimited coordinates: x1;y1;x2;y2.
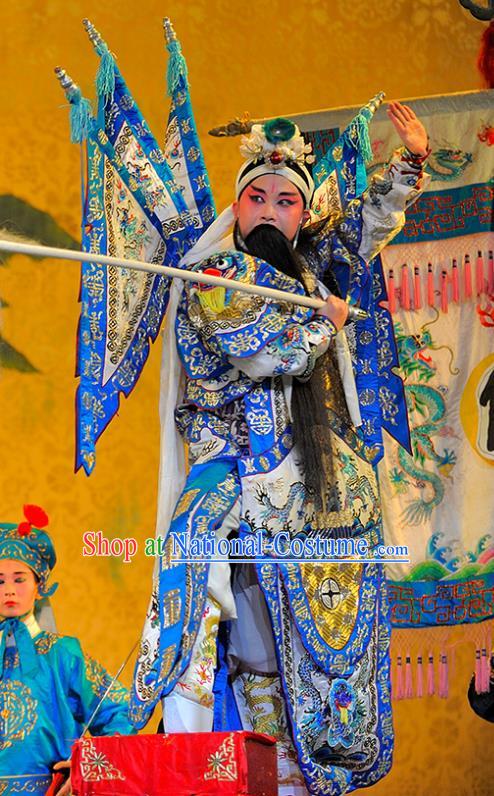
161;537;180;569
173;488;200;518
299;562;362;649
162;589;182;629
159;645;177;681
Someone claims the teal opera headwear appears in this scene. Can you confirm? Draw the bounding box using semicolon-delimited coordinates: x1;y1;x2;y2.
0;505;58;597
235;117;315;206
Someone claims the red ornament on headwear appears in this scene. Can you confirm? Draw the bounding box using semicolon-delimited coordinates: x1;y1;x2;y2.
269;151;283;165
17;504;49;536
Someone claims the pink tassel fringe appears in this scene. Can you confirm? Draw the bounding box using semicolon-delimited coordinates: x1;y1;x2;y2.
414;266;422;309
388;269;396;314
438;653;449;699
476;251;484;296
481;648;490;693
464;254;472;298
401;264;410;310
452;259;459;302
405;655;413;698
441;271;448;313
395;655;404;700
427;653;435;696
427;263;435;307
416;655;424;698
475;648;482;693
488;251;494;295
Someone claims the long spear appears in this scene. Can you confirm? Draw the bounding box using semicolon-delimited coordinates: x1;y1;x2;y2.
0;238;368;319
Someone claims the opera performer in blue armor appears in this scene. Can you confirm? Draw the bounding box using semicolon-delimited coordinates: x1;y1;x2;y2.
0;505;135;796
131;101;429;795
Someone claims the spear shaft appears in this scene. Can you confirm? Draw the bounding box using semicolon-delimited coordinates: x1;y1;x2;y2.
0;238;327;309
0;238;369;320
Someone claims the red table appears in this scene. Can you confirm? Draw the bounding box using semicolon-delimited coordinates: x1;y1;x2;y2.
71;731;278;796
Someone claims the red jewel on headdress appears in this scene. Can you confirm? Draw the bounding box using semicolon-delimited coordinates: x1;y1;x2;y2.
17;504;49;536
269;151;283;165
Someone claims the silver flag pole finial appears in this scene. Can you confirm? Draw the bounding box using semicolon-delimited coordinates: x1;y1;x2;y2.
163;17;177;44
82;18;105;50
54;66;79;98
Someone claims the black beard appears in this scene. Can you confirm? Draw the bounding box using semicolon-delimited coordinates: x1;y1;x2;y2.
237;223;309;293
236;222;334;508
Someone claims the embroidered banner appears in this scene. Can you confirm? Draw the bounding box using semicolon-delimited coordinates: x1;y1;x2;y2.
75;24;213;474
301;90;494;629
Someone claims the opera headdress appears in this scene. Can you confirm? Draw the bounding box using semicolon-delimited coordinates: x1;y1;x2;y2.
0;505;57;597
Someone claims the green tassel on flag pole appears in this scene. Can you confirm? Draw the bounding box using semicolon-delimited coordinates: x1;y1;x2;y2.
352;114;374;165
348;91;385;164
54;67;93;143
83;18;116;105
163;17;188;96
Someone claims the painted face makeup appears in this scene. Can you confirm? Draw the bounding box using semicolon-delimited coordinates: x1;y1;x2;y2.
233;173;307;241
0;559;39;618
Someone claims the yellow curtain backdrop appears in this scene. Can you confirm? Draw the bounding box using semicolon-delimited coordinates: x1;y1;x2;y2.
0;1;491;793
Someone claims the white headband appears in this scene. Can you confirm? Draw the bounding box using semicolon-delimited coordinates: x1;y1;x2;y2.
235;162;315;206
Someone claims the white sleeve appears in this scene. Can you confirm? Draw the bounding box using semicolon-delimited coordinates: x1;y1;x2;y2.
229;316;337;381
359;147;430;263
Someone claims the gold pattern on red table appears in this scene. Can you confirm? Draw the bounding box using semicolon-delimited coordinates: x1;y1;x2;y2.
80;738;125;782
203;732;238;782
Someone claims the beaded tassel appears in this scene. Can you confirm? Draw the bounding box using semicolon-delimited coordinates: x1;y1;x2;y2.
488;251;494;295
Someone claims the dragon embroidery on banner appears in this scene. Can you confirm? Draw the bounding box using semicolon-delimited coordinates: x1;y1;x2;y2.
368;145;472;182
388;313;459;524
